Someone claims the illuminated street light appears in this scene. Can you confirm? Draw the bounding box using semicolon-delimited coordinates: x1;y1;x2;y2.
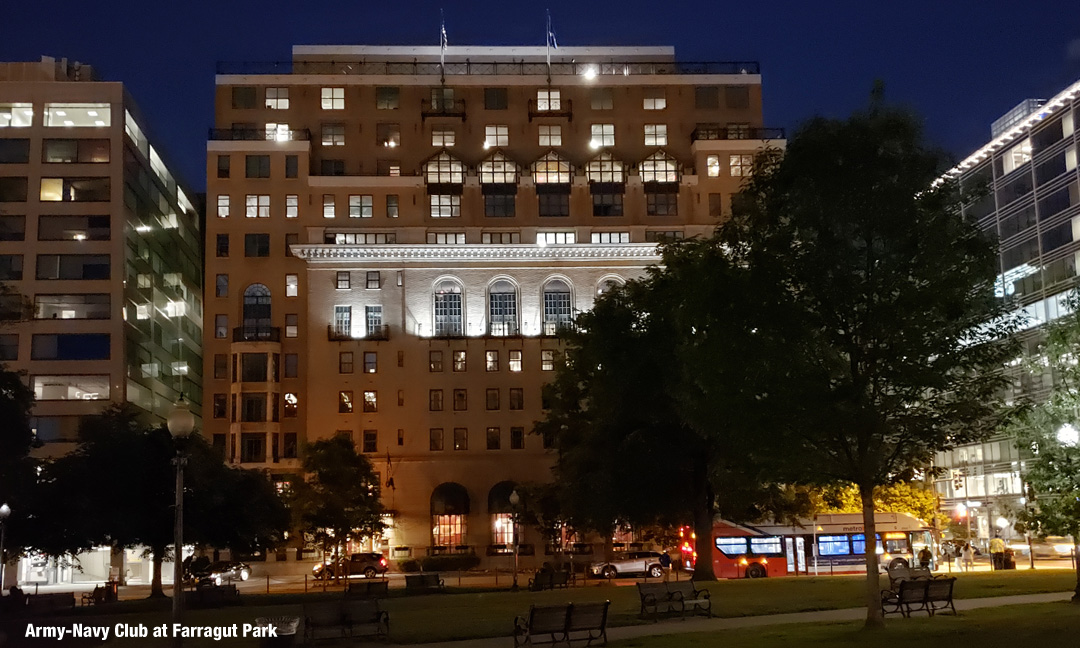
1056;423;1079;447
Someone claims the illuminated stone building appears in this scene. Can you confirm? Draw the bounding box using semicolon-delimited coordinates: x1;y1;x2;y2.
206;44;781;563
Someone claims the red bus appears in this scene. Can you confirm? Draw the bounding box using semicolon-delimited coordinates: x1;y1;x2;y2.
681;512;937;578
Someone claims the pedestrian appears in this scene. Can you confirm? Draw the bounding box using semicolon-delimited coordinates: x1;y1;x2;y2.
952;543;963;572
989;534;1006;570
659;551;672;581
962;542;975;572
917;546;934;570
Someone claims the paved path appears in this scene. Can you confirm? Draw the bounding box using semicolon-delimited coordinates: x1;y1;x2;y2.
389;591;1074;648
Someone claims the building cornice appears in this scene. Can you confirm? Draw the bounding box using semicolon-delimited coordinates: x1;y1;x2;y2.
291;243;663;263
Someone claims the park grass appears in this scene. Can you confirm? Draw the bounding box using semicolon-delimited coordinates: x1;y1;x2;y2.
2;569;1075;646
608;600;1080;648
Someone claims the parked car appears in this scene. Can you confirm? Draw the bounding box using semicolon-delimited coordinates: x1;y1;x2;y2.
312;553;389;579
1008;536;1076;558
191;561;251;586
589;552;666;579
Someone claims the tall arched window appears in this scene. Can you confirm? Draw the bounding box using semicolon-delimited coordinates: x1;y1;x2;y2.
242;284;272;339
596;277;624;296
433;279;463;336
543;279;573;335
431;482;470;548
488;481;518;550
488;279;518;336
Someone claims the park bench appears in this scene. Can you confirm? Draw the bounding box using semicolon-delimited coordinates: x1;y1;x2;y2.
513;601;610;648
81;585;105;606
881;577;956;618
345;578;389;599
405;573;445;593
186;583;240;608
886;564;931;588
303;599;390;643
528;569;570;591
23;592;75;615
637;582;711;621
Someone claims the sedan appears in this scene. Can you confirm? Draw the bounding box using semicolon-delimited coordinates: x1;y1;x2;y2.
590;552;666;579
193;561;251;586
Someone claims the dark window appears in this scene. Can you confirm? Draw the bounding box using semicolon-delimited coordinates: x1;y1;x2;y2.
0;216;25;241
592;192;623;217
429;389;444;411
285;155;298;178
366;271;380;289
509;388;523;410
453;427;468;450
0;335;18;361
241;353;268;382
31;333;110;360
511;427;525;450
429;350;443;372
36;254;108;280
0;139;30;163
485;194;515;217
486;427;500;450
213;394;227;418
695;86;720;109
362;430;377;453
215;274;228;297
484;88;508;110
38;215;110;241
232;87;257;108
214;354;227;379
240;393;267;422
387;195;399;218
725;85;750;109
486;388;500;410
284;353;298;378
364;352;377;373
283;433;298;458
285;233;297;257
376;123;400;147
336;271;350;289
709;193;723;217
429;428;444;451
216;234;229;257
0;177;28;202
244;233;270;257
538;193;570;217
376;87;400;109
321;159;345;176
217;155;230;178
245;155;270;178
0;255;22;280
453;389;467;411
646;192;678;216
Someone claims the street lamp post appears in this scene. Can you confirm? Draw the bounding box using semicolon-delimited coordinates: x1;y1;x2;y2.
167;397;195;640
0;503;10;590
509;490;521;592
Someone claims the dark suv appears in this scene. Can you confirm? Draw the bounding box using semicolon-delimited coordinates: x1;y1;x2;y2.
312;553;388;579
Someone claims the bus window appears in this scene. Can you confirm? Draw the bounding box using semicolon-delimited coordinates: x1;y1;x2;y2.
715;537;748;556
850;534;885;555
883;532;909;554
818;535;850;556
749;537;784;555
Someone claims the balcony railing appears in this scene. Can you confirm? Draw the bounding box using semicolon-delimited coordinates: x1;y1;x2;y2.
528;98;573;122
421;99;467;121
232;326;281;342
488;321;521;337
217;60;761;77
209;128;311;141
542;321;575;337
690;126;785;142
327;324;391;341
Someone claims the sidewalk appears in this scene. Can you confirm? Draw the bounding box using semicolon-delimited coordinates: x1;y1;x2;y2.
388;591;1074;648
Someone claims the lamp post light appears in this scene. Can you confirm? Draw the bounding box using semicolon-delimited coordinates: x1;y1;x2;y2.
167;397;195;639
0;503;10;590
509;489;521;592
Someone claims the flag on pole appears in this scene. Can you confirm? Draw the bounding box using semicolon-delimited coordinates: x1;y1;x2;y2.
440;10;448;70
546;10;558;68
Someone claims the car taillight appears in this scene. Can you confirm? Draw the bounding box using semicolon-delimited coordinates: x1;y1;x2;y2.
380;558;387;566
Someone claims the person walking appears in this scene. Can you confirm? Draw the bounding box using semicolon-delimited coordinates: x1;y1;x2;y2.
962;542;975;571
659;551;672;581
990;534;1006;570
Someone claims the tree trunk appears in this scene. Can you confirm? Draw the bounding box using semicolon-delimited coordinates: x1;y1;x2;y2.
1073;541;1080;603
110;545;126;586
149;545;166;598
691;456;717;581
860;485;883;628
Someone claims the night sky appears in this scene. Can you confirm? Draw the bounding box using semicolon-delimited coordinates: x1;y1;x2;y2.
2;0;1079;191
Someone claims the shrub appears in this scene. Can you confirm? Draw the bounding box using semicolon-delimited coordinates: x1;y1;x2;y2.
398;559;421;573
419;554;481;572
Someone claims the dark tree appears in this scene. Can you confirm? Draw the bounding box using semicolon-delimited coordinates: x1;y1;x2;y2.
0;365;37;566
725;97;1019;625
291;435;384;571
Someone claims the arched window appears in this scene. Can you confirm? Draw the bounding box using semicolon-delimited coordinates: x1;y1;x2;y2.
640;150;679;183
488;481;518;549
433;279;463;337
587;152;625;216
431;482;470;548
242;284;272;339
596;277;624;296
543;279;573;335
488;279;518;336
532;151;572;217
480;152;519;218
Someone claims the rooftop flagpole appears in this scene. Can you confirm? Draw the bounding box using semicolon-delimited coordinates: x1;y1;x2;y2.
545;9;557;83
440;10;448;84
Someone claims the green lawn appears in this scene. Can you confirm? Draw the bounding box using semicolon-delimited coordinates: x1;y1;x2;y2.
608;601;1080;648
2;569;1075;646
